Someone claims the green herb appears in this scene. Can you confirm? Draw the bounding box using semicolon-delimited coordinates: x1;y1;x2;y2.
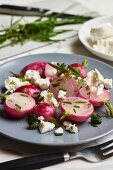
54;132;63;136
59;88;67;92
52;81;60;87
28;114;40;129
90;114;102;127
77;78;84;89
67;65;81;78
82;59;88;68
0;93;8;104
88;103;92;108
73;108;76;113
20;94;28;97
15;104;21;110
0;15;92;48
10;72;26;81
74;105;80;108
10;81;16;85
104;101;113;118
62;101;72;104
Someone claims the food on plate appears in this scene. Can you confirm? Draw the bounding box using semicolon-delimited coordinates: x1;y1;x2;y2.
0;59;113;136
90;23;113;55
4;92;36;118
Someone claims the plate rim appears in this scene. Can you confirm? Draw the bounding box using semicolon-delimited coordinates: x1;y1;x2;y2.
0;52;113;146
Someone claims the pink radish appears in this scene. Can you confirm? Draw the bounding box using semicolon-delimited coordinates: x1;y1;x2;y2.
79;86;111;107
45;63;57;80
4;92;36;118
49;77;79;100
71;63;86;78
20;61;47;78
15;85;41;96
33;103;56;121
60;97;94;122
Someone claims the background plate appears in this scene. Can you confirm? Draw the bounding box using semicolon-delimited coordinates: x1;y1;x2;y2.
79;16;113;61
0;53;113;146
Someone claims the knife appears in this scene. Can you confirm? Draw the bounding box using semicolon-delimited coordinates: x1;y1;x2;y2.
0;4;83;18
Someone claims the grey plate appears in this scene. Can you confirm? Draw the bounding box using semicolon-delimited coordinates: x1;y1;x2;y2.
0;53;113;146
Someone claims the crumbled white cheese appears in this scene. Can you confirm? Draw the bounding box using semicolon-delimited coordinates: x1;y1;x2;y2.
85;68;112;89
90;23;113;42
5;77;30;93
63;121;71;127
54;127;63;135
40;90;58;107
58;89;67;99
66;124;78;133
39;120;55;133
93;37;113;55
36;77;50;90
38;116;44;121
25;70;40;84
102;78;112;89
97;84;104;95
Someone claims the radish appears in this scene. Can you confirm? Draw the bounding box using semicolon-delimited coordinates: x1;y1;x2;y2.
71;63;86;78
20;61;47;78
4;92;36;118
33;103;56;121
15;85;41;96
79;86;111;107
60;97;94;122
49;77;79;100
45;63;57;80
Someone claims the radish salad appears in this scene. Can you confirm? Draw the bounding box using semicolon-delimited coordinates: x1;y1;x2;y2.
0;59;113;136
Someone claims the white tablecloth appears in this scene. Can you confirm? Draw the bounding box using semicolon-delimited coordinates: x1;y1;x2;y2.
0;0;113;170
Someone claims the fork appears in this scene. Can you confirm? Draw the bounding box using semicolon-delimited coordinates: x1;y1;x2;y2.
0;140;113;170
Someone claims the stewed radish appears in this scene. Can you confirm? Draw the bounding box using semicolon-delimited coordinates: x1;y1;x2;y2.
33;103;56;121
15;85;41;96
49;77;79;99
20;61;47;78
4;92;36;118
79;86;111;107
60;97;94;122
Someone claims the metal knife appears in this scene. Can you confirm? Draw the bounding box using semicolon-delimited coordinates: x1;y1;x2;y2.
0;4;81;18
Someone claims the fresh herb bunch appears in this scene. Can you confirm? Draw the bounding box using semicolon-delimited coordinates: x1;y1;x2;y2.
90;114;102;127
0;15;92;48
27;113;40;129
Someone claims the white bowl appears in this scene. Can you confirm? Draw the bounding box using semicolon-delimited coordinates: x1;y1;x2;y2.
79;16;113;61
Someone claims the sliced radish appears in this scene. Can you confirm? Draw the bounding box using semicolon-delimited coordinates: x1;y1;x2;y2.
79;86;111;107
60;97;94;122
45;63;57;80
71;63;86;78
33;103;56;121
4;92;36;118
49;77;79;100
20;61;47;78
15;85;41;96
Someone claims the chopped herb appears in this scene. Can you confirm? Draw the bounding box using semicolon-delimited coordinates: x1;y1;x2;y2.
52;81;60;87
0;93;9;104
73;101;87;104
104;101;113;118
28;114;40;129
67;65;81;78
73;108;76;113
20;94;28;97
10;81;16;85
82;59;88;68
23;89;27;93
59;88;67;92
15;104;21;110
62;101;72;104
90;114;102;127
74;105;80;108
77;78;84;89
88;103;92;108
8;99;13;102
54;133;63;136
10;72;26;81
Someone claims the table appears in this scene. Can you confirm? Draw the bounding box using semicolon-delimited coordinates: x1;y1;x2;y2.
0;0;113;170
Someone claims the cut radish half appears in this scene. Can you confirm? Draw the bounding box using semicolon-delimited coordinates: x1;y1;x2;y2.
60;97;94;122
79;86;111;107
4;92;36;118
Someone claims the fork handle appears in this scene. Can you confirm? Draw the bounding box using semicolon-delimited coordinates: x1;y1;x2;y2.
0;152;68;170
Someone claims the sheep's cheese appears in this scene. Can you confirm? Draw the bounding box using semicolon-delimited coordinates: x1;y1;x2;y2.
66;124;78;133
54;127;63;136
58;89;67;99
39;120;55;133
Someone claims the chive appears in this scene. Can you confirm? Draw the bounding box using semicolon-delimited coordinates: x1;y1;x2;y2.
88;103;92;108
52;81;60;87
54;133;63;136
15;104;21;110
62;101;72;104
73;108;76;113
20;94;28;97
10;81;16;85
74;105;80;108
59;88;67;92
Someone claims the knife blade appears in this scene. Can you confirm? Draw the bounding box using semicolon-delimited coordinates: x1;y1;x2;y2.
0;4;82;18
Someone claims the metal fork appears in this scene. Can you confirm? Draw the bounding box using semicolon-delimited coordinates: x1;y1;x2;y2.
0;140;113;170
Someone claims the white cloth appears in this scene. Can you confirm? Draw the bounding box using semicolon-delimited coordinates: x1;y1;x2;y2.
0;0;113;170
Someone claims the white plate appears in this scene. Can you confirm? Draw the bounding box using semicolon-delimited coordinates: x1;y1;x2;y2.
79;16;113;61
